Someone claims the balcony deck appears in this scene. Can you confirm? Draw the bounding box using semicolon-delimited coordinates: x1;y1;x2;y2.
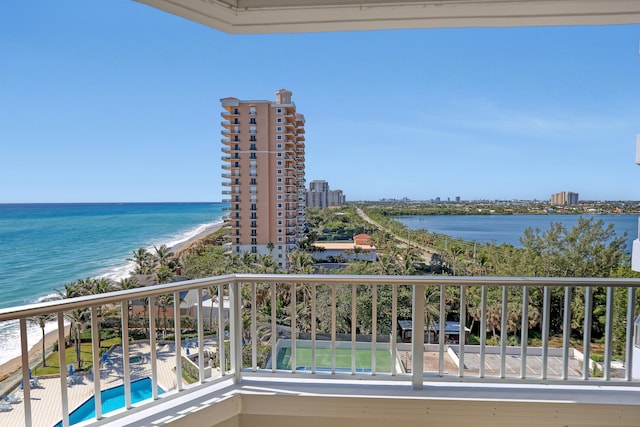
98;377;640;427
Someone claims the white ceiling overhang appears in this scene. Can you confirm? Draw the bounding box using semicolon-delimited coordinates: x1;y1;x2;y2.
135;0;640;34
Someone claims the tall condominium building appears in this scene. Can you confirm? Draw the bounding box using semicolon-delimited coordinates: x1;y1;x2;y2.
221;89;306;266
551;191;579;205
307;180;346;208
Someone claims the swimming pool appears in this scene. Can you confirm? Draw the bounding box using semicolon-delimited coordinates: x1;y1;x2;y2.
129;355;144;364
53;377;163;427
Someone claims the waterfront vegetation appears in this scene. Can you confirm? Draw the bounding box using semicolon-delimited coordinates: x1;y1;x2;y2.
40;203;640;375
365;199;640;216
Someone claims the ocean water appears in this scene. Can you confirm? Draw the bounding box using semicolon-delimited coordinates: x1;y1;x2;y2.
395;214;639;250
0;202;226;366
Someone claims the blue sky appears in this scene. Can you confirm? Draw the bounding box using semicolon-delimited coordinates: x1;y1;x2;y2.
1;1;639;203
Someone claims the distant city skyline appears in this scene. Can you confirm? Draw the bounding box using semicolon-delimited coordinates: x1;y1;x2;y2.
1;2;640;203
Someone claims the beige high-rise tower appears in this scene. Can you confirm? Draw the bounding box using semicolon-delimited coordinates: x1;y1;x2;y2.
220;89;306;267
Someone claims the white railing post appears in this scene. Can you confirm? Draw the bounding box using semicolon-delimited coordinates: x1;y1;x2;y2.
197;288;205;383
91;306;102;420
218;283;226;376
412;283;425;390
351;283;357;375
438;284;446;376
520;287;529;379
562;286;572;380
626;287;636;381
583;286;593;380
500;286;507;379
57;312;69;427
173;291;183;391
541;286;550;380
331;284;337;374
121;301;131;408
270;282;276;373
372;283;378;375
391;283;398;376
459;285;467;378
149;296;159;398
604;286;614;380
230;279;243;382
311;283;317;374
20;318;32;427
251;282;257;371
291;283;297;374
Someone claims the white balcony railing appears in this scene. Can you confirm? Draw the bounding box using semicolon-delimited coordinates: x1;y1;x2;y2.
0;274;639;427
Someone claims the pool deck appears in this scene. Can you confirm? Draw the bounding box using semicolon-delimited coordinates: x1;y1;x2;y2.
0;342;184;427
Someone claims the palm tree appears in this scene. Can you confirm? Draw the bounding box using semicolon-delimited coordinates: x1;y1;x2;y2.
286;251;314;274
65;308;89;369
89;278;116;347
56;281;85;299
119;276;141;318
153;244;176;269
140;297;150;338
424;286;441;342
241;251;258;270
156;294;174;338
206;286;219;331
71;278;94;296
375;254;397;275
399;256;416;275
156;265;175;285
256;255;278;273
128;248;155;274
28;310;56;367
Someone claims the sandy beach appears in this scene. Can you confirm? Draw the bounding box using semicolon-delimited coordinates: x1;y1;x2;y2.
0;326;69;394
0;220;224;395
171;221;224;256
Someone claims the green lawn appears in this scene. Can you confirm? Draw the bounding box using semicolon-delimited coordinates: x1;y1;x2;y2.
277;347;392;372
32;337;122;376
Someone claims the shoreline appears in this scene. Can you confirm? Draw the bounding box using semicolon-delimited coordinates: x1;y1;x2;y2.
0;220;225;393
0;326;69;393
171;220;224;256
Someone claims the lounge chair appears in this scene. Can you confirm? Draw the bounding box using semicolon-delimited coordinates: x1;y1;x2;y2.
29;377;41;388
2;394;20;404
101;352;111;366
66;377;74;387
0;404;13;412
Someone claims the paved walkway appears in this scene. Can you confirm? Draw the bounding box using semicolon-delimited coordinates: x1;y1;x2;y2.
0;342;190;427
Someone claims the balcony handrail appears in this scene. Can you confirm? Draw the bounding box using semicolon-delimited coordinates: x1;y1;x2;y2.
0;275;235;321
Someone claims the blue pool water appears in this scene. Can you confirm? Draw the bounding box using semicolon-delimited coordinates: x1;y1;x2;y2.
54;377;163;426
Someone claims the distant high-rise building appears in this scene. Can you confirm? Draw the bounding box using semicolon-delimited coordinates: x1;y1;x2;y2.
455;196;461;203
551;191;579;205
220;89;306;267
306;180;345;208
328;189;345;207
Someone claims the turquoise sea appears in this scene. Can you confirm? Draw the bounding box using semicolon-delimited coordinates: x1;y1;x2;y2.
0;202;226;365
